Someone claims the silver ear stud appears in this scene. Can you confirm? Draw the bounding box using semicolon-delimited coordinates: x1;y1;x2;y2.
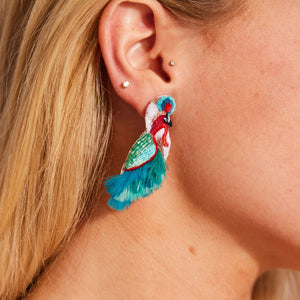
169;60;175;66
122;80;130;88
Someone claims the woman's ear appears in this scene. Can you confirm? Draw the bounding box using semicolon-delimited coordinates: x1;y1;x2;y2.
98;0;178;116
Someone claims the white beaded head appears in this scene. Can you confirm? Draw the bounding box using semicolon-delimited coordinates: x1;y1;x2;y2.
145;101;159;133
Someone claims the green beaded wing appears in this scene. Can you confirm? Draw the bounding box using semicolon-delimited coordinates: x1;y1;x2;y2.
122;132;157;171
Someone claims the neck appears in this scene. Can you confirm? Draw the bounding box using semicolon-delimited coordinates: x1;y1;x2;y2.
27;98;264;299
29;180;263;300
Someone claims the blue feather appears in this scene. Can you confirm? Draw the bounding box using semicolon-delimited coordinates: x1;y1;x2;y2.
104;150;167;211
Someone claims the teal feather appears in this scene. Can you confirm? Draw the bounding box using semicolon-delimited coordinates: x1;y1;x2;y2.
104;150;167;211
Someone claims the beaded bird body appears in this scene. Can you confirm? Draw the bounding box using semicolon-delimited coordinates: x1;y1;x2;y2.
104;96;176;211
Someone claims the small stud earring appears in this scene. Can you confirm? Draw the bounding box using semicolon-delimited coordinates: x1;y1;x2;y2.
122;80;130;88
169;60;175;66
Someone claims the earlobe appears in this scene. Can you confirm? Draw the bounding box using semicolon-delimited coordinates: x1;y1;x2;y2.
98;0;174;116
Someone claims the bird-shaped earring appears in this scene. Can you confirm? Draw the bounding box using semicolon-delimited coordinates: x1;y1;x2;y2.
104;95;176;211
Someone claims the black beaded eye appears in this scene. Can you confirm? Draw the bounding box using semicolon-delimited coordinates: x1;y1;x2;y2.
163;114;172;127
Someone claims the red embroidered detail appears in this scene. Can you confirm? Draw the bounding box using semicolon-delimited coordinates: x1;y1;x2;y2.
151;115;165;133
150;115;169;147
164;103;172;113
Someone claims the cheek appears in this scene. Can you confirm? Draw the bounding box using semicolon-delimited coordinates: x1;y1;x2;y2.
173;9;300;265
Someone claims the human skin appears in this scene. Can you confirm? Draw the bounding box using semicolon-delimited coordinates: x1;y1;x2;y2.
27;0;300;299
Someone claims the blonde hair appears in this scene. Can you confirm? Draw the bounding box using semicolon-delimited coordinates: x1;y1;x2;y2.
0;0;299;299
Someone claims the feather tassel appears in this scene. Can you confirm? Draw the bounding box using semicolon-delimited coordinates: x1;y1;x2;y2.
105;150;167;211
